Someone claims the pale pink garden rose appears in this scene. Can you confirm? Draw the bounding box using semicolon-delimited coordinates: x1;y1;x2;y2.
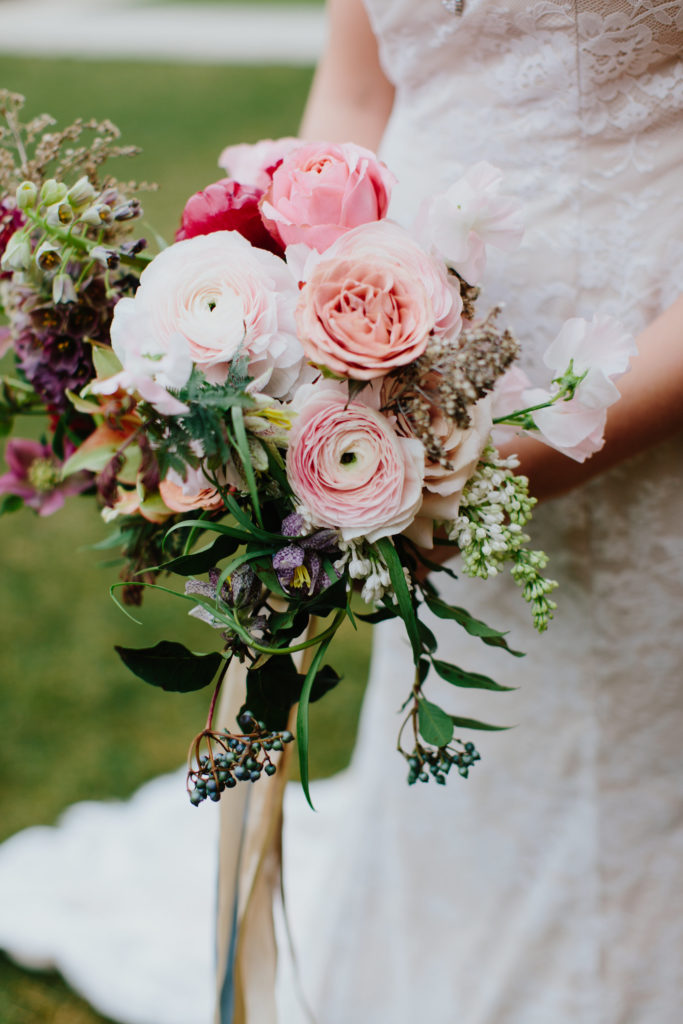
422;162;524;285
286;381;425;543
101;232;306;402
218;137;301;191
260;142;396;253
295;221;462;378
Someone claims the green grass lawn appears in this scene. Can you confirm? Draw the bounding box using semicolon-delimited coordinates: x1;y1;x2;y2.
0;55;371;1024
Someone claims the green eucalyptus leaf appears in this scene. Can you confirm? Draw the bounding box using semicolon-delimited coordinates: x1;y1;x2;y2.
432;659;516;691
417;698;454;747
114;641;223;692
450;715;512;732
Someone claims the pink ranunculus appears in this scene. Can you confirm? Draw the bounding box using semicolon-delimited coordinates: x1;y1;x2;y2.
421;162;524;285
286;381;425;543
260;142;396;253
543;314;637;410
175;178;283;255
105;232;306;399
218;137;301;191
0;438;90;515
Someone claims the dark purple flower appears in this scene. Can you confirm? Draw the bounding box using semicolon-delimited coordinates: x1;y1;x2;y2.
13;276;119;413
273;517;341;595
0;438;91;515
0;198;26;280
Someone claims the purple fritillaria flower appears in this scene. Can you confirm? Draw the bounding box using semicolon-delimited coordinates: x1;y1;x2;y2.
0;438;91;515
273;514;341;596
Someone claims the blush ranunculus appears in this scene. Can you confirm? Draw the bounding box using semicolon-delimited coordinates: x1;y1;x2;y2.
218;137;301;190
260;142;396;253
104;231;306;400
175;178;282;255
294;221;462;379
286;381;425;543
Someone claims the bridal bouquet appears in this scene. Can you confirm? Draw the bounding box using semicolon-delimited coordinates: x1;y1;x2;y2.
0;92;636;807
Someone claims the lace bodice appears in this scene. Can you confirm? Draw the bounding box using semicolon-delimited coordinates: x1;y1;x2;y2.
365;0;683;352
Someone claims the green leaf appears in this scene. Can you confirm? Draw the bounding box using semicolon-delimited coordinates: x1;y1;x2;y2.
231;405;262;527
114;641;223;692
424;594;525;657
431;659;516;691
418;619;438;654
355;607;397;625
450;715;512;732
92;344;123;380
417;698;454;747
154;533;240;576
0;493;23;516
376;537;421;663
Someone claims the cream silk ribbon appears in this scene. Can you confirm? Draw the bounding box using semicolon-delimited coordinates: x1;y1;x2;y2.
213;632;314;1024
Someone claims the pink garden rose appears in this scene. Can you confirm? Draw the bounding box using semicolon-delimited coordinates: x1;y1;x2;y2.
101;231;306;403
218;137;301;191
175;178;282;255
260;142;396;253
421;162;524;285
295;221;462;379
286;381;424;542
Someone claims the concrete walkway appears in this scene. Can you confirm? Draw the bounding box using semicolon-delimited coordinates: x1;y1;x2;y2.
0;0;326;65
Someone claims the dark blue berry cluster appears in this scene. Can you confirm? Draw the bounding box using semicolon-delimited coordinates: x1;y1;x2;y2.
187;711;294;806
405;740;480;786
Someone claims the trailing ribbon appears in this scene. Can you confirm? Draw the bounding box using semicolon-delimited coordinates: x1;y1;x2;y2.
214;630;314;1024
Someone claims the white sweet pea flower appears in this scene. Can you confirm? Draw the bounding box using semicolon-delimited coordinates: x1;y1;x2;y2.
422;162;524;285
543;314;638;410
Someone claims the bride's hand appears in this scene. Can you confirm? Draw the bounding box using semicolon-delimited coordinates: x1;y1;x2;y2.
501;294;683;503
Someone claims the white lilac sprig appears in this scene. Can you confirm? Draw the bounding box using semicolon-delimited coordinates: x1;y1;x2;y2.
446;446;558;631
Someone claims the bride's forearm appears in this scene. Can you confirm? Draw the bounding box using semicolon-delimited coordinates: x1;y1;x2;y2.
501;294;683;502
300;0;395;149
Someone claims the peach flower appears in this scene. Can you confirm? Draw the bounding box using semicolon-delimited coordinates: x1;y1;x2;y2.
295;221;462;379
286;381;424;542
261;142;395;253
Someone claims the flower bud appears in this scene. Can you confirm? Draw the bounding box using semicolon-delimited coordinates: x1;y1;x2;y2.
45;201;74;227
0;230;31;272
35;240;61;272
40;179;68;206
113;198;142;222
16;181;38;210
80;203;112;226
52;273;77;304
67;175;98;209
90;244;120;269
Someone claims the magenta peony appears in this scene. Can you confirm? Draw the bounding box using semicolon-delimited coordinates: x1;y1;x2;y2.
286;382;424;542
260;142;396;253
175;178;282;255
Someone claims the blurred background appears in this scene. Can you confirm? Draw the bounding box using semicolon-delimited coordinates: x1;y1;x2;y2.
0;2;372;1020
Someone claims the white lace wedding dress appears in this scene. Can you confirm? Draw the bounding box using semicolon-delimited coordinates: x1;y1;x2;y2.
0;2;681;1023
